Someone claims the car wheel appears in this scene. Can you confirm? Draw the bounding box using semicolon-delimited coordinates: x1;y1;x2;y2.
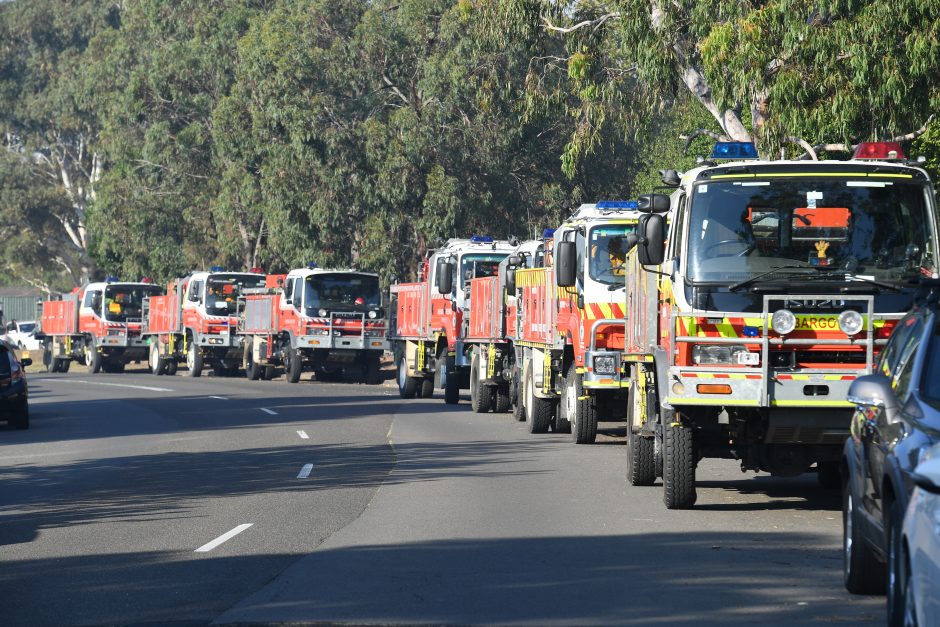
843;476;885;594
887;497;906;626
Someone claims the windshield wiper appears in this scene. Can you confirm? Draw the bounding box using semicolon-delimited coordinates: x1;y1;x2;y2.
803;271;901;292
728;265;816;292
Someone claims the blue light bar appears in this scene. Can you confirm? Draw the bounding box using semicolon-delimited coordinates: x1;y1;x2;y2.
105;275;119;283
542;228;556;239
596;200;639;209
209;265;224;272
709;141;758;160
307;262;318;269
470;235;494;244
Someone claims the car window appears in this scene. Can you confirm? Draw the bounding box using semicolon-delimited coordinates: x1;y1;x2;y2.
891;317;924;401
921;324;940;410
0;350;12;377
879;315;919;377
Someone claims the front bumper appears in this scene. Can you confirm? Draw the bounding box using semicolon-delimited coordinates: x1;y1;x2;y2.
667;367;859;409
296;334;388;352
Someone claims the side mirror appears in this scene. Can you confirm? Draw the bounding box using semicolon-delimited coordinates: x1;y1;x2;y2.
847;374;895;410
637;214;665;266
284;298;292;306
508;254;523;267
624;233;638;252
637;193;671;213
555;241;577;287
659;170;681;188
437;262;454;294
20;358;32;367
506;268;516;293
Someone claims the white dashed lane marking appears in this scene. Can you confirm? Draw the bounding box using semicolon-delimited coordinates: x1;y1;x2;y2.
194;524;253;553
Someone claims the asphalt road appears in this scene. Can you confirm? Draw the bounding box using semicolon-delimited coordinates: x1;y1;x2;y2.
1;366;881;626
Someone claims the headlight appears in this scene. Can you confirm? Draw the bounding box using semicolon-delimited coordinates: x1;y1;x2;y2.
315;329;330;336
692;345;758;366
593;355;617;375
838;310;863;335
319;309;328;317
771;309;796;335
368;310;378;319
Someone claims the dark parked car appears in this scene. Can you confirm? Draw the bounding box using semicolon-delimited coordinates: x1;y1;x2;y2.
842;289;940;626
0;339;30;430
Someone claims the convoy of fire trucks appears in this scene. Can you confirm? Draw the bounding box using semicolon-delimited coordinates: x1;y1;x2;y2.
32;140;940;513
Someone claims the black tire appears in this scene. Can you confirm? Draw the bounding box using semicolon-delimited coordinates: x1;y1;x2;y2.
246;346;261;381
419;377;435;398
817;461;841;491
12;399;28;430
887;497;906;626
150;343;167;376
524;365;552;434
494;385;512;413
166;360;178;376
186;339;203;378
626;374;656;486
51;357;63;373
554;363;573;434
655;433;664;478
470;353;492;413
286;346;303;383
262;365;275;380
364;354;382;385
843;476;885;594
663;418;696;509
397;354;417;399
902;550;917;627
58;358;70;373
85;339;102;374
443;353;460;405
42;341;54;372
107;361;126;374
564;362;595;443
512;365;525;422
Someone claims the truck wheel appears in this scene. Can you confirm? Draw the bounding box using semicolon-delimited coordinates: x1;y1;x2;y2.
150;343;167;376
84;340;102;374
655;433;664;478
843;477;884;593
43;341;54;372
419;377;434;398
443;354;460;405
627;374;656;486
564;363;595;443
107;361;126;374
494;385;512;413
364;354;382;385
12;399;29;430
59;358;71;373
397;354;417;399
262;365;275;380
186;341;203;378
246;346;261;381
286;347;303;383
512;365;525;422
663;417;696;509
470;352;491;413
166;360;178;376
524;365;551;433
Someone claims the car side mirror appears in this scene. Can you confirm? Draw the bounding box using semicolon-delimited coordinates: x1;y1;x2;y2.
556;241;577;287
20;358;32;367
437;262;453;294
637;214;665;266
847;374;895;410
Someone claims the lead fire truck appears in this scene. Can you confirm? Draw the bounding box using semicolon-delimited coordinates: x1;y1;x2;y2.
390;236;516;403
38;278;164;373
464;237;547;415
237;267;388;383
624;141;940;509
143;268;265;377
513;201;643;443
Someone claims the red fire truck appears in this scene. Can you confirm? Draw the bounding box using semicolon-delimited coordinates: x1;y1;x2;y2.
624;141;940;509
143;268;265;377
512;202;642;443
464;237;547;414
390;236;516;403
237;267;388;383
38;278;164;373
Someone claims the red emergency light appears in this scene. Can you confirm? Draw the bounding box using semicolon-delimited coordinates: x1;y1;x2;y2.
852;142;905;160
248;267;265;274
140;277;153;284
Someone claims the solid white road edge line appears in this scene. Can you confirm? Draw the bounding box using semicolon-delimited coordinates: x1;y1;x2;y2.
261;408;277;415
194;523;253;553
62;380;174;393
297;463;313;478
297;430;309;439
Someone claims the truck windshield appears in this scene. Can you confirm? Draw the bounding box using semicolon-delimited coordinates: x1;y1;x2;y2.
589;224;636;285
304;273;380;313
103;285;163;322
687;178;936;284
206;274;265;315
459;253;507;285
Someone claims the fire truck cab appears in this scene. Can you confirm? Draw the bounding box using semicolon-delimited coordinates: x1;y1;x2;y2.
39;278;163;373
391;236;515;404
239;267;388;383
624;141;940;509
514;201;642;442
